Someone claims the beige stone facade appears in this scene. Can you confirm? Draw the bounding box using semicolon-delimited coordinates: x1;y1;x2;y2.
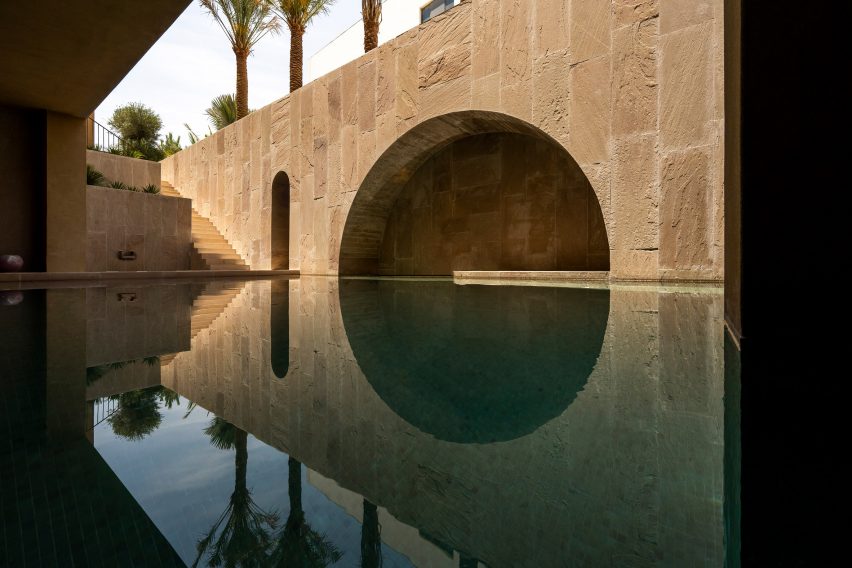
161;0;724;281
86;186;192;272
87;149;161;189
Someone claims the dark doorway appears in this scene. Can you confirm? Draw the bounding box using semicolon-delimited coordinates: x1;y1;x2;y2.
272;171;290;270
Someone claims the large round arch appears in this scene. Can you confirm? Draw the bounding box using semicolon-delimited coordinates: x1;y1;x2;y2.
338;111;610;275
271;171;290;270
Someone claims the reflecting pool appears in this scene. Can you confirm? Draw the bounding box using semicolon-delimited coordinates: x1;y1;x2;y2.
0;277;727;567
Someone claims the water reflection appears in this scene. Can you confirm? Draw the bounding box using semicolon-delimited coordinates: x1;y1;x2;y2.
0;277;727;567
339;280;609;442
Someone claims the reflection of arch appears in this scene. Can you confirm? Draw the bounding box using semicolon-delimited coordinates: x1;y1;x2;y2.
271;279;289;378
339;279;610;443
339;111;610;275
272;171;290;270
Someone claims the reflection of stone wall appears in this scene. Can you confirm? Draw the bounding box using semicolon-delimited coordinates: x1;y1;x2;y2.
161;278;724;566
161;0;724;281
86;186;192;271
378;133;609;274
86;284;193;366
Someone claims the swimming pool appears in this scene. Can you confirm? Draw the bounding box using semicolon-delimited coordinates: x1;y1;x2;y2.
0;277;728;567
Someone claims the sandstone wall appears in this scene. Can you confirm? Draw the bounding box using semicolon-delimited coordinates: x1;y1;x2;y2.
378;132;609;274
160;278;725;565
161;0;724;281
86;186;192;272
86;149;160;189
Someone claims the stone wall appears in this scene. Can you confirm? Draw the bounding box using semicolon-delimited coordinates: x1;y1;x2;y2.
161;278;725;565
86;187;192;272
161;0;724;281
378;132;609;274
86;149;161;189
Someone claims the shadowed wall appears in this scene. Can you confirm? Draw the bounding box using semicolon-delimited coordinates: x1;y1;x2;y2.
378;133;609;274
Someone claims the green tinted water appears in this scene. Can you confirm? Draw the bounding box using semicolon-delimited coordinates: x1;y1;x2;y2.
0;278;727;567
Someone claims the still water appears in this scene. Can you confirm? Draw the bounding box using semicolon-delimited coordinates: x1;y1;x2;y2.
0;277;727;567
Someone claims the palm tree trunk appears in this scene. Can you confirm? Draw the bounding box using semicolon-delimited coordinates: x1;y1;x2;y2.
361;500;382;568
363;20;379;52
235;50;249;120
289;27;304;92
288;456;302;515
235;428;249;492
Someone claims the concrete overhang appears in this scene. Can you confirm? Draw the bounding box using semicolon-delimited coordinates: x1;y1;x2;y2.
0;0;191;117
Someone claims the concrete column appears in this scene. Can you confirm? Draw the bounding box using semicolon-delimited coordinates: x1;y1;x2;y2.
46;112;86;272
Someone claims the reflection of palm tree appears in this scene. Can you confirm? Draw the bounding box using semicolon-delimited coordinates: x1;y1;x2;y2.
270;457;343;566
107;387;164;441
194;418;279;567
360;500;382;568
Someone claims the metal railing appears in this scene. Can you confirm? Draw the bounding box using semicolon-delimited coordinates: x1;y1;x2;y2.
89;397;119;430
87;116;124;153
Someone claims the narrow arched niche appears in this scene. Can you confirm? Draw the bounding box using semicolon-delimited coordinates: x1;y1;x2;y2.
272;171;290;270
339;111;610;275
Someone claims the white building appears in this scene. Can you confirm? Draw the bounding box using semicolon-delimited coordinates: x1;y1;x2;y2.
306;0;461;82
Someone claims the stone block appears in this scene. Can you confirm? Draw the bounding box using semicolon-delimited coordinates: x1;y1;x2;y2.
472;73;501;110
376;46;396;116
568;55;610;164
357;59;376;132
611;17;658;136
570;0;611;64
614;0;659;28
660;145;712;270
612;134;658;251
660;0;715;34
394;43;419;121
473;0;499;78
660;22;713;149
420;76;472;122
611;249;659;280
500;0;532;85
533;0;570;56
532;50;570;148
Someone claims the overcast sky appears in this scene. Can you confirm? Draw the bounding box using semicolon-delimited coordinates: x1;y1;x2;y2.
95;1;363;146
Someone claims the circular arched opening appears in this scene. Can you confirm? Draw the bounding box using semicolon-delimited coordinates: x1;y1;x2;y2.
272;171;290;270
339;111;610;275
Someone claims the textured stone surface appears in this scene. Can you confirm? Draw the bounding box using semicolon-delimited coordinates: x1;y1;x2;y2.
660;21;714;149
660;146;712;271
612;134;658;251
86;187;191;272
611;17;658;136
161;0;724;281
378;133;608;275
568;55;610;164
570;0;611;64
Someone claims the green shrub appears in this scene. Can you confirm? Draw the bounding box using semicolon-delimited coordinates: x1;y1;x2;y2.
142;184;160;194
86;164;106;186
109;180;128;190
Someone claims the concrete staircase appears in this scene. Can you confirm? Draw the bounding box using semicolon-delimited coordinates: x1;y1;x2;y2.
160;181;248;271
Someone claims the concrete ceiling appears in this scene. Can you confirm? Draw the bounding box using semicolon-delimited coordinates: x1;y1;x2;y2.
0;0;191;117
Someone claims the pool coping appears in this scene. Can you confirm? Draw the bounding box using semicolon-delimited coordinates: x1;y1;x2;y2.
0;269;299;290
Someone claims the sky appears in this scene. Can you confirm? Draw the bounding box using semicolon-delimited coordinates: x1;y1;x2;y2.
95;1;363;146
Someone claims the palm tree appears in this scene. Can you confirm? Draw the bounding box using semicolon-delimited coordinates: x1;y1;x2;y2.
200;0;280;119
194;418;279;567
360;500;382;568
274;0;337;92
269;457;343;566
362;0;382;52
206;94;239;130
